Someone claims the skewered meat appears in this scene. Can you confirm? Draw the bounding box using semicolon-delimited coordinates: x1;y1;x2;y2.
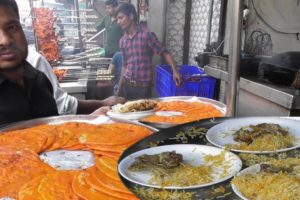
33;8;61;64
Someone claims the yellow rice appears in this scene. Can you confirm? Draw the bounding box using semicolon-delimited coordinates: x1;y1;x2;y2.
229;133;295;151
232;158;300;200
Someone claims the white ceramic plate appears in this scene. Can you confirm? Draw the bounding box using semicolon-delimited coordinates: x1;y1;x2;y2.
107;109;155;120
118;144;242;189
231;164;262;200
206;117;300;154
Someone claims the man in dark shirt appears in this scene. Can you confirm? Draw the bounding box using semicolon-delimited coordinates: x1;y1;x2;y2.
96;0;123;57
0;0;58;126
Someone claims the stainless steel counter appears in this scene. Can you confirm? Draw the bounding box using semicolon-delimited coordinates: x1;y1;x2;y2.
60;81;87;100
57;66;89;99
204;65;300;116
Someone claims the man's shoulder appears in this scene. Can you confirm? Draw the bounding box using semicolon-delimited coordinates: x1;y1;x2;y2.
113;52;122;59
138;26;157;38
24;61;51;80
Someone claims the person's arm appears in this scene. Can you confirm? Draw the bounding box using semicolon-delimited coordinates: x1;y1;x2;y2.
116;42;126;96
108;63;115;74
146;32;182;86
163;53;182;86
108;52;119;75
116;65;126;96
76;96;126;114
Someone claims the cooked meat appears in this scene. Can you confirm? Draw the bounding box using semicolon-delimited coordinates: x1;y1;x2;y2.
233;123;289;144
129;151;183;171
260;163;296;174
112;99;157;113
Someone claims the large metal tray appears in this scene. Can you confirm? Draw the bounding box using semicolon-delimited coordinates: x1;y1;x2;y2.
0;115;158;133
139;96;226;129
119;117;300;200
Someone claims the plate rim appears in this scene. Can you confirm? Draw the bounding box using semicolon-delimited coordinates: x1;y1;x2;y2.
206;117;300;154
107;108;156;116
118;144;242;190
0;115;158;133
231;164;261;200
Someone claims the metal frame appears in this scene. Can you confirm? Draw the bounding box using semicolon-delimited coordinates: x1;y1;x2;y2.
226;0;243;116
74;0;84;52
29;0;39;51
182;0;192;65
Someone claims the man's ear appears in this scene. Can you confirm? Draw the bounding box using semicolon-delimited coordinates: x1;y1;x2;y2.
130;14;134;20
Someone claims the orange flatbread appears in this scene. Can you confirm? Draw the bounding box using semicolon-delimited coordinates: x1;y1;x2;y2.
98;156;118;173
19;176;44;200
88;167;132;195
78;123;152;146
95;156;119;181
142;101;223;124
46;126;75;151
72;172;121;200
86;142;134;153
0;147;54;198
0;122;152;199
0;125;58;153
0;130;46;153
85;168;138;200
38;171;80;200
25;124;58;152
93;150;121;160
63;143;87;151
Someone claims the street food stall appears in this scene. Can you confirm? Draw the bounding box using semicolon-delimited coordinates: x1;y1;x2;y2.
21;0;115;100
1;0;300;200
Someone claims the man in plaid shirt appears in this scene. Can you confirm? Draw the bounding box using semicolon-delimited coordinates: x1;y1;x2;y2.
115;3;182;100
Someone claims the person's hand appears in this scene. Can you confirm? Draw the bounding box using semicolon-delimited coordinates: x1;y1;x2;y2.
173;71;183;86
101;96;127;106
90;106;110;115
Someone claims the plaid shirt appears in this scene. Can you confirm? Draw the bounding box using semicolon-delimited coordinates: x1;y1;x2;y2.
120;25;169;82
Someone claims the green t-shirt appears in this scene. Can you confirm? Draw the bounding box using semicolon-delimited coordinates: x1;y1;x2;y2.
96;15;123;56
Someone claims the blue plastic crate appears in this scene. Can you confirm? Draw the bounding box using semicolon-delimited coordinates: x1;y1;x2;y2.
156;65;216;98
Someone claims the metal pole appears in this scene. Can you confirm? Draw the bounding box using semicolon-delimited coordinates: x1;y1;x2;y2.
74;0;84;52
206;0;214;48
29;0;39;51
226;0;243;116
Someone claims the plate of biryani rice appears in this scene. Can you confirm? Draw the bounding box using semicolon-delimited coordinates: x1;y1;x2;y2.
231;158;300;200
206;117;300;154
118;144;242;189
107;99;157;120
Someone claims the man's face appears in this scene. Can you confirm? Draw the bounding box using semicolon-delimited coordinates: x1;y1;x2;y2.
117;12;132;32
0;6;28;71
105;5;115;16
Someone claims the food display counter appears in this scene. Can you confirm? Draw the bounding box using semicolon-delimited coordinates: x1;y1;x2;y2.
1;96;300;200
204;65;300;116
120;116;300;200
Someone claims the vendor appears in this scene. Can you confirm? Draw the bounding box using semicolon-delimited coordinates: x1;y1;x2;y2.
0;0;125;126
96;0;123;58
115;3;182;100
0;0;58;125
